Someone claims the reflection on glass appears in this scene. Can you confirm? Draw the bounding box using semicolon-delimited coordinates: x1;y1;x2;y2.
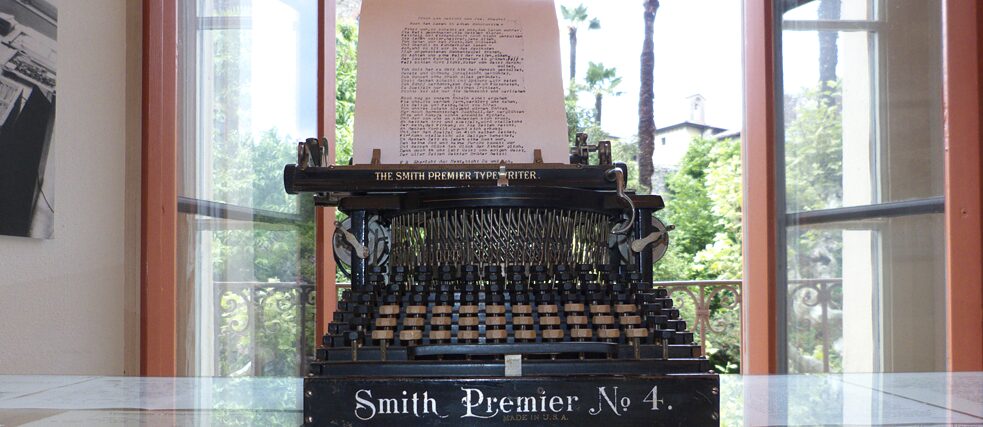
786;214;946;373
178;0;318;377
781;0;944;373
786;227;844;373
782;0;873;21
783;30;874;213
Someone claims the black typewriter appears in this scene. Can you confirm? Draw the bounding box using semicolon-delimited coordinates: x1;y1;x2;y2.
284;135;719;426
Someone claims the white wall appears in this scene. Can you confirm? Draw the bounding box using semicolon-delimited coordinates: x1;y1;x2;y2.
653;126;702;168
0;0;138;375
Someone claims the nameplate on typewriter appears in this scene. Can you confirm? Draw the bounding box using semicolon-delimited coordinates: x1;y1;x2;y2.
306;376;719;425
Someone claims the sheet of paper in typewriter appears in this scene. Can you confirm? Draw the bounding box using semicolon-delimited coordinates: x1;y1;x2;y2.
352;0;568;165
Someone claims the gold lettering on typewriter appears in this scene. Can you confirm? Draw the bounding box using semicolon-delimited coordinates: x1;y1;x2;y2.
375;170;539;182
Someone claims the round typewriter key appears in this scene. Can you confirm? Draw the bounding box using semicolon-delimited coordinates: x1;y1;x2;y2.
592;315;615;325
598;328;621;339
374;317;397;327
485;329;507;340
458;316;480;326
485;304;506;314
515;330;536;340
513;316;534;326
429;316;451;326
542;329;564;340
457;330;479;340
485;316;506;326
615;303;637;313
563;303;585;312
512;304;533;314
570;328;593;339
403;317;427;327
565;315;588;325
371;330;394;340
590;304;611;313
379;304;400;315
429;330;451;340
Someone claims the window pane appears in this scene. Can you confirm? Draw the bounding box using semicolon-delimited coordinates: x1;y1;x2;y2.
180;213;316;377
780;0;945;373
786;213;946;373
178;0;318;377
783;30;872;212
782;1;943;214
783;0;874;21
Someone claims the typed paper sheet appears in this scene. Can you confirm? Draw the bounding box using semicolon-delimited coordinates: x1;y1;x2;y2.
352;0;568;164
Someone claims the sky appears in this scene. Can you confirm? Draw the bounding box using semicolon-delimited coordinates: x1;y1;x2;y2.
556;0;745;139
243;0;831;145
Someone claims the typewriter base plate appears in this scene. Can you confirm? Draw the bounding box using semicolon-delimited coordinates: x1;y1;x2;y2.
303;373;719;426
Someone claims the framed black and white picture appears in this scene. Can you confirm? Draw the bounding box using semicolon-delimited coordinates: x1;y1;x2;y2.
0;0;56;239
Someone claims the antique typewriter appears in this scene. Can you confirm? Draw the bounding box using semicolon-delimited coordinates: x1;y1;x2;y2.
285;136;719;425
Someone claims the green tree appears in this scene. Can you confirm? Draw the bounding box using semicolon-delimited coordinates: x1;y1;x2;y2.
654;137;718;280
583;62;622;125
560;4;600;81
336;21;358;165
649;135;743;373
202;2;319;378
695;138;742;280
784;82;844;373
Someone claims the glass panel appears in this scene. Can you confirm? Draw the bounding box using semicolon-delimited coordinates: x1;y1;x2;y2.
188;0;317;213
178;0;318;377
780;0;945;373
786;213;946;373
783;30;873;212
783;0;874;21
180;213;316;377
782;0;943;214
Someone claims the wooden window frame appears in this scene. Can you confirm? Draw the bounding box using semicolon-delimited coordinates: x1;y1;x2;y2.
316;0;338;341
141;0;178;376
742;0;983;374
141;0;337;375
941;0;983;371
144;0;981;375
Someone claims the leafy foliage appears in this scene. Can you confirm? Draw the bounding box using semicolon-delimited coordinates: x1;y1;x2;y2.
336;22;358;165
583;61;622;124
648;136;743;373
560;4;601;31
201;9;318;379
784;83;845;373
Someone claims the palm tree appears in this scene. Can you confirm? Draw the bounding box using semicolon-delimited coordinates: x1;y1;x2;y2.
637;0;659;194
560;4;600;81
818;0;840;102
584;62;622;125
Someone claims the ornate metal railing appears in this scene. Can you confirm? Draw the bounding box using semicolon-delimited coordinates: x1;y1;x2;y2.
787;278;843;373
655;280;742;359
211;278;842;375
213;281;316;377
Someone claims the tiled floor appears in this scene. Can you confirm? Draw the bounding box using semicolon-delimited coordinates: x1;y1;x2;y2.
0;373;980;425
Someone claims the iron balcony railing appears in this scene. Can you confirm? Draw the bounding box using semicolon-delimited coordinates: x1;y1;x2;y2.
211;278;843;376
